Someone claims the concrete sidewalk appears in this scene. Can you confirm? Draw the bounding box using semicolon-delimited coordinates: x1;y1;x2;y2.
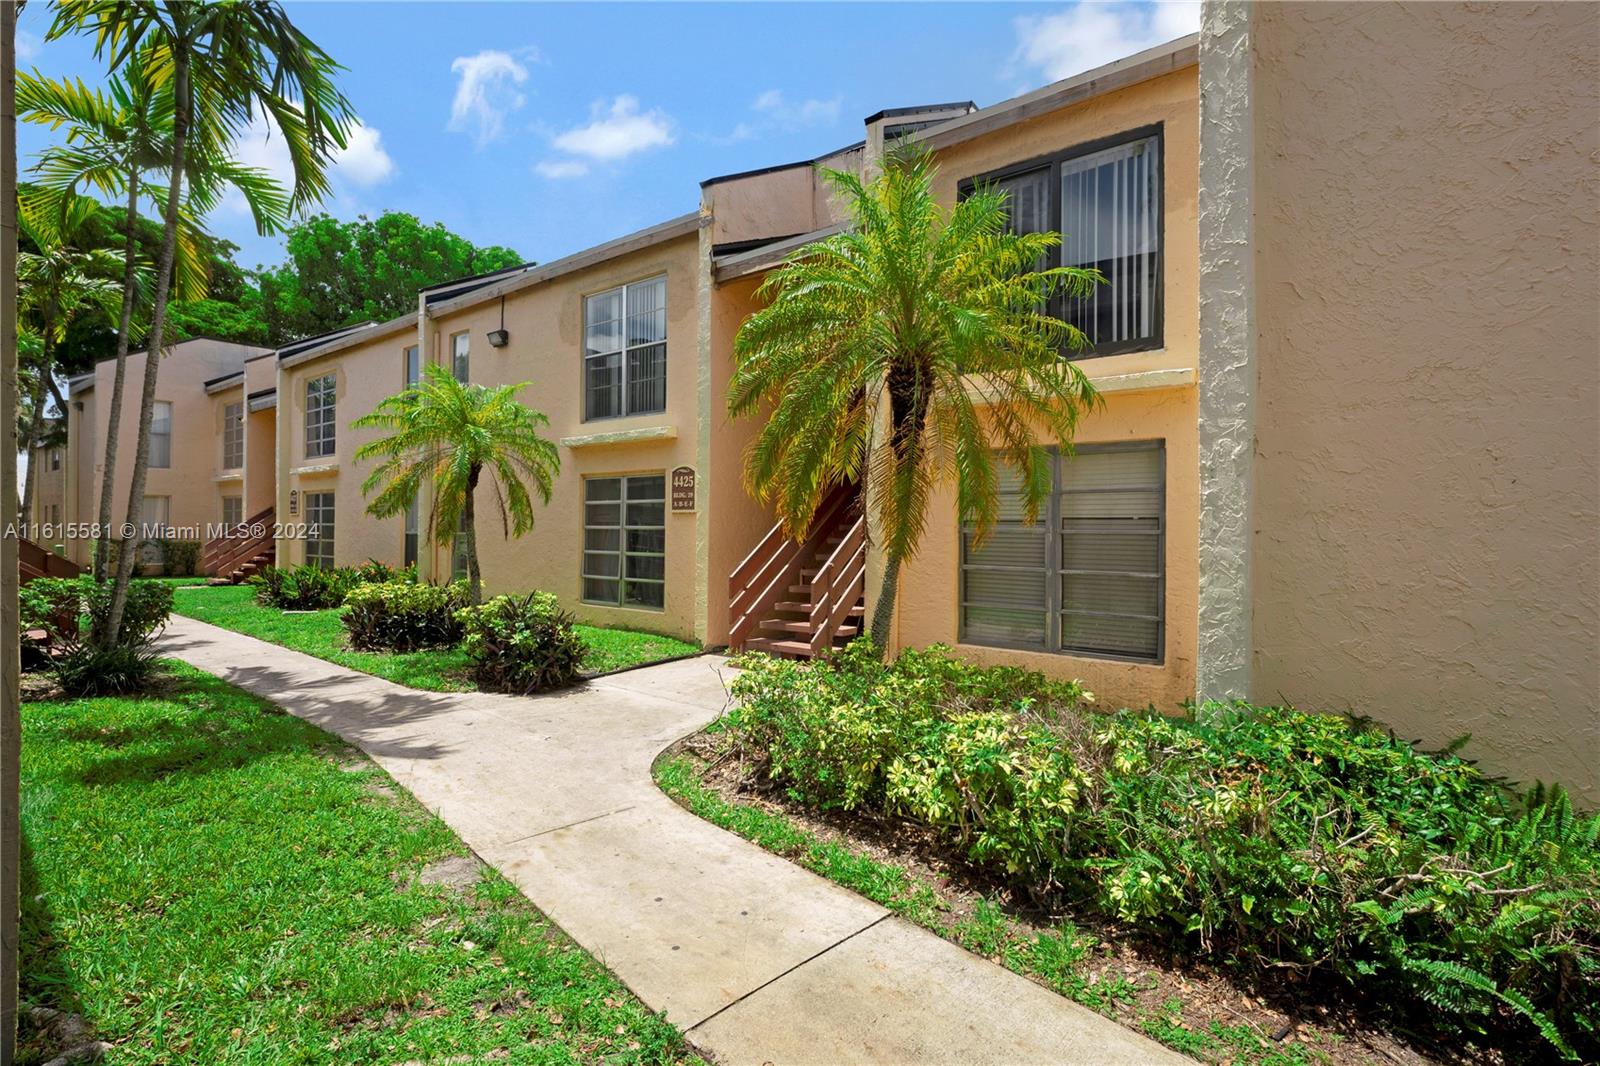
162;616;1187;1065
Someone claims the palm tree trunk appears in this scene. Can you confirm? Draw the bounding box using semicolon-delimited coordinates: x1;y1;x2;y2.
464;464;482;605
93;174;141;583
868;551;900;651
18;300;53;531
104;52;189;648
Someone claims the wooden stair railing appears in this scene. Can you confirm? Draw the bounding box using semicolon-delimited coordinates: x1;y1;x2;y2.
727;486;853;650
19;538;82;584
729;485;866;659
202;506;275;581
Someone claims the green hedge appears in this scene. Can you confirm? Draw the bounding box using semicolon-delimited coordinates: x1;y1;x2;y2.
341;580;466;651
721;641;1599;1059
456;592;585;694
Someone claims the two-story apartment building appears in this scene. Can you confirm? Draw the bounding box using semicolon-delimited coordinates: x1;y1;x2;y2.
48;4;1597;803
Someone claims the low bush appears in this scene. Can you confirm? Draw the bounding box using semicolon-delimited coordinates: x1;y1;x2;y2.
158;539;202;577
341;580;466;651
19;576;175;695
456;592;585;694
721;641;1599;1060
250;564;362;610
355;558;416;584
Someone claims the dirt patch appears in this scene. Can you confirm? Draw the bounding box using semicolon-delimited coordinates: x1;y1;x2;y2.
20;1005;112;1065
666;735;1491;1066
415;855;486;892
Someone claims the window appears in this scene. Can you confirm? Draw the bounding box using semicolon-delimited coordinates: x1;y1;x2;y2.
305;374;336;458
584;276;666;420
49;448;60;471
583;474;665;609
966;128;1162;356
149;401;172;468
222;401;244;469
451;332;470;383
403;491;419;567
405;344;421;387
304;492;335;569
451;513;469;580
138;495;170;567
222;496;243;528
960;441;1164;662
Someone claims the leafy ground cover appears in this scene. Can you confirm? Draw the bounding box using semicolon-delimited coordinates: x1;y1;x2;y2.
665;643;1598;1064
168;584;697;690
20;662;702;1065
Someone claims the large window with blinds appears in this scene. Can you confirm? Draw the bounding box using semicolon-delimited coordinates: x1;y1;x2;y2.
149;401;172;468
960;441;1164;662
584;276;666;421
222;401;244;469
582;474;665;609
965;126;1162;356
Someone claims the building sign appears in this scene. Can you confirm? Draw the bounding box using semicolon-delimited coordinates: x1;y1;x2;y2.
670;466;696;512
288;489;299;516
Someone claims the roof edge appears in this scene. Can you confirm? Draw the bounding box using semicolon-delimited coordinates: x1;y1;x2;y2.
277;312;418;372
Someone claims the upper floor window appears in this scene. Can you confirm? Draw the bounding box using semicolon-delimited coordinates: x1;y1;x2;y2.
451;332;470;383
404;344;421;387
49;448;60;471
222;401;244;470
967;127;1162;356
584;276;666;421
960;441;1165;663
148;401;172;468
305;374;336;459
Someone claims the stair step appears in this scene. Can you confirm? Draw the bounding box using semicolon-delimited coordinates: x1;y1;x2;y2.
760;618;817;634
772;601;816;613
788;583;813;594
743;636;819;658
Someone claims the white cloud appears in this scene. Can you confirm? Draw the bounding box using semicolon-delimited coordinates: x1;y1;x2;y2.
711;88;843;145
448;49;531;147
551;95;674;162
225;109;394;216
17;30;39;60
534;159;588;180
1013;2;1200;84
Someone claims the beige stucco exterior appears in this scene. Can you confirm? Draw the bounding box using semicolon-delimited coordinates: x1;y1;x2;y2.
886;63;1202;710
1237;1;1600;801
26;441;67;544
60;337;272;566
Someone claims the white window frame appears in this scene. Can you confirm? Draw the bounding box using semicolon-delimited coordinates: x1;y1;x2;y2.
222;495;243;529
582;474;666;610
450;332;470;383
304;374;336;459
222;400;244;470
149;401;172;469
583;275;667;422
404;344;421;387
304;491;335;569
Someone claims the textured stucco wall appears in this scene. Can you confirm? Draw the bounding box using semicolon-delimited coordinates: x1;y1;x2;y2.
1250;2;1600;802
1195;0;1255;701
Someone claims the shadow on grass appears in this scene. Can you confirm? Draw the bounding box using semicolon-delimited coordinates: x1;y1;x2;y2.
17;833;83;1065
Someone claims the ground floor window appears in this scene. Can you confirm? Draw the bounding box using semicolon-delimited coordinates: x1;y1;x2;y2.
582;474;665;609
404;492;419;568
452;513;469;581
960;441;1164;662
222;496;243;529
304;492;335;569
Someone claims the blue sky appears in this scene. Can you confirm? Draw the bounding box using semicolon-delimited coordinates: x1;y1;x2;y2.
15;1;1197;272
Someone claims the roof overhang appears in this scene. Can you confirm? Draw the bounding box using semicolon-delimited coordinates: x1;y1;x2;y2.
247;387;277;412
277;313;417;371
204;371;244;395
713;222;846;284
425;213;703;319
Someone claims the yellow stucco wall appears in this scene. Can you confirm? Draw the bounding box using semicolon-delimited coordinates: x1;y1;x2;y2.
1249;2;1600;800
890;64;1201;707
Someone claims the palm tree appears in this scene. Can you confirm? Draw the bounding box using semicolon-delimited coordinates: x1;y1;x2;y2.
49;0;354;644
728;144;1104;650
354;364;560;606
16;209;123;530
17;54;289;580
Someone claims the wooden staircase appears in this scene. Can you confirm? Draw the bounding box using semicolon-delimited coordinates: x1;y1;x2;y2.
728;487;866;659
201;506;276;583
19;537;82;584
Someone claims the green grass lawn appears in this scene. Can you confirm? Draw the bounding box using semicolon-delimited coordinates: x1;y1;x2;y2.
20;664;702;1065
169;584;698;692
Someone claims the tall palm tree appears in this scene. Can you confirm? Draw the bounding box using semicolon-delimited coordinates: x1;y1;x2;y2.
49;0;354;644
355;364;560;606
728;144;1104;650
16;209;123;530
17;55;289;580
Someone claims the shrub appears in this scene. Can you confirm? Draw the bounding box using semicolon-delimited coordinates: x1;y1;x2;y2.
250;564;361;610
355;558;416;584
341;580;466;651
158;539;202;576
18;576;175;696
721;642;1599;1059
456;592;585;694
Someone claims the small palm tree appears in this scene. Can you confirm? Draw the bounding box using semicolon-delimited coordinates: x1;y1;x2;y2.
18;53;289;580
50;0;355;643
354;364;561;606
729;144;1103;650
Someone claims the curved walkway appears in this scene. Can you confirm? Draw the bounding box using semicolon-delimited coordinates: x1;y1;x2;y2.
162;616;1187;1065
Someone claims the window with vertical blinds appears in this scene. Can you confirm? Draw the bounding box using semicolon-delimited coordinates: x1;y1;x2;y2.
149;401;172;468
962;127;1162;356
960;442;1164;662
222;401;244;469
584;276;666;420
